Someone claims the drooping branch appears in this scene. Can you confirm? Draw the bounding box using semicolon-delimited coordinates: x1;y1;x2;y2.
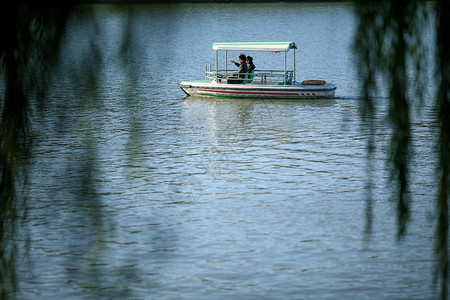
435;0;450;298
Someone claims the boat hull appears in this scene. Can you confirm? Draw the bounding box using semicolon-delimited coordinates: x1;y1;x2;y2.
179;81;336;99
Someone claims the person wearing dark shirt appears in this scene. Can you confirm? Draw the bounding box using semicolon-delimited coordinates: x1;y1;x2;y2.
228;54;248;84
231;55;255;72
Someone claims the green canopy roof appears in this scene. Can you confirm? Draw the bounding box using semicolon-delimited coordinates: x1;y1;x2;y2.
212;42;297;52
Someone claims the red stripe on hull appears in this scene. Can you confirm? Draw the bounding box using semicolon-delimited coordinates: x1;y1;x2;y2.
199;89;299;96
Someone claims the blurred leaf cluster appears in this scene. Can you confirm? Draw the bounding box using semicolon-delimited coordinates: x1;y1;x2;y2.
354;0;450;299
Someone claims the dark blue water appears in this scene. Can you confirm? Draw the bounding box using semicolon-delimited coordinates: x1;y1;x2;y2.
15;3;438;299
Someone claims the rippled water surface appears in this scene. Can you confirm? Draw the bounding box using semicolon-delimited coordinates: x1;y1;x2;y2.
15;2;439;299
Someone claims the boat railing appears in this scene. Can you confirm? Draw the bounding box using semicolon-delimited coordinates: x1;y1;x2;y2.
205;66;294;85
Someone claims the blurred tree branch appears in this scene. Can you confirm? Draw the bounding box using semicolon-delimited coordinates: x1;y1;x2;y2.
354;0;449;298
1;1;142;298
0;1;80;298
435;0;450;298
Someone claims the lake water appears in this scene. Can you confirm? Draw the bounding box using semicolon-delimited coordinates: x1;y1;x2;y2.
13;2;439;299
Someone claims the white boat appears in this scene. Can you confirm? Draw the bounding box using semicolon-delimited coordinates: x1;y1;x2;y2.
179;42;336;99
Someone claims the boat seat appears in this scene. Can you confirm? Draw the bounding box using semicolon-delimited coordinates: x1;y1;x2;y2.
274;72;292;85
241;70;255;84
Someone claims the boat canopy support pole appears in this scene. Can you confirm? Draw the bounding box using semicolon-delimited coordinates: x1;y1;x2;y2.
225;50;228;78
294;48;296;83
284;51;287;85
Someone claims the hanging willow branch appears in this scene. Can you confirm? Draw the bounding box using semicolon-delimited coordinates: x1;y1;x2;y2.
354;0;449;299
435;0;450;298
0;2;78;298
354;0;424;238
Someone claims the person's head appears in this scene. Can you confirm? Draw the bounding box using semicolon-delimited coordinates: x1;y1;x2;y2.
239;54;246;62
246;56;253;64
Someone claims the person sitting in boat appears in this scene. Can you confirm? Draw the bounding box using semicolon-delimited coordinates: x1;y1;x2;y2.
246;56;255;73
231;55;255;73
228;54;248;84
246;56;255;83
